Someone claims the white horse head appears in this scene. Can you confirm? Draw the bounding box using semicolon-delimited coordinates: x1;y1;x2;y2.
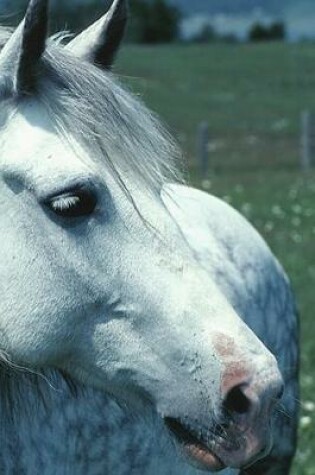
0;0;283;471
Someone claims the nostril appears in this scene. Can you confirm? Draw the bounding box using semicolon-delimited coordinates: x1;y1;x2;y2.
223;385;251;415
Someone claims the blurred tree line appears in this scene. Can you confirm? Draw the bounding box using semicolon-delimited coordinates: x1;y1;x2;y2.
190;20;286;44
248;21;286;42
0;0;180;43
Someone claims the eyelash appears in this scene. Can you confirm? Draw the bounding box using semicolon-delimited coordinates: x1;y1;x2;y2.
51;195;82;212
47;188;97;218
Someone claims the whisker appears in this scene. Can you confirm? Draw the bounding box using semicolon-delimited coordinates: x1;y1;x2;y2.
0;350;63;392
275;404;294;420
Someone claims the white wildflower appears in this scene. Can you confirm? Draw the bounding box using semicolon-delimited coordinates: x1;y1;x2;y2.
241;203;252;217
291;217;301;227
292;204;302;215
291;232;302;243
264;221;274;232
303;401;315;412
201;179;212;191
235;184;244;194
272;205;285;219
300;416;312;428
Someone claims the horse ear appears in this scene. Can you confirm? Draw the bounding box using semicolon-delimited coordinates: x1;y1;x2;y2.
66;0;128;69
0;0;48;94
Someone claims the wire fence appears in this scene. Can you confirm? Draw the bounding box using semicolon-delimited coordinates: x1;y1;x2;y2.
192;112;315;179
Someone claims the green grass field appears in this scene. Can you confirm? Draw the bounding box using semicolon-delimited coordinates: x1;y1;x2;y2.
117;42;315;474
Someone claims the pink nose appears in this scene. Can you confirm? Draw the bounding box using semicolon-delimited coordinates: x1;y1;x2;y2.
214;333;283;420
219;365;284;467
212;333;284;467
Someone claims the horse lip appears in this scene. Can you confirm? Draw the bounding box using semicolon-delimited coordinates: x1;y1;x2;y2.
164;417;226;471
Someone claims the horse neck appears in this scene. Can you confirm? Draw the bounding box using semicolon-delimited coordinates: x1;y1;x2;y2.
0;368;158;474
0;368;112;471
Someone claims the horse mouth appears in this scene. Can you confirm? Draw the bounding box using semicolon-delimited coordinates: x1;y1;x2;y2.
164;417;226;472
164;416;272;472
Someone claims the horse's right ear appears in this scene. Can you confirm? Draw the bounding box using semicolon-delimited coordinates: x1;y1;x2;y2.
66;0;128;70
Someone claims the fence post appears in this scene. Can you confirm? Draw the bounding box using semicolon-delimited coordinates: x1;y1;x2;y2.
197;121;209;179
301;110;312;173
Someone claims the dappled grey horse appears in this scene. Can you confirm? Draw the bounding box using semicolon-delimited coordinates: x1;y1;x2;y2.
0;0;299;474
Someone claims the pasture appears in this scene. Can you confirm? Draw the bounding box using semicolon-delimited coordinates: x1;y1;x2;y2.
117;42;315;474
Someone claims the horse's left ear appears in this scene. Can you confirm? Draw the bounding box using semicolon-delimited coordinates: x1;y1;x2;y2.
0;0;48;94
66;0;128;69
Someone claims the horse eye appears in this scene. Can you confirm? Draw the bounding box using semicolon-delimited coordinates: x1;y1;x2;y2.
47;188;97;218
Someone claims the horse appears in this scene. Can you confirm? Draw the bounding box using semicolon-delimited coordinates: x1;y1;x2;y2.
0;0;299;474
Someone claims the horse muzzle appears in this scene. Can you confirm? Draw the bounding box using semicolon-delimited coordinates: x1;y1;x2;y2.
164;365;284;471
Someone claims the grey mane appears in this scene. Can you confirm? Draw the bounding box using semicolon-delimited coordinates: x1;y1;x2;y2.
0;26;184;198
